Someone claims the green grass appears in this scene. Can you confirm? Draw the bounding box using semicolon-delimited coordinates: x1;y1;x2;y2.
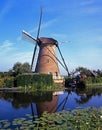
86;83;102;87
18;83;64;92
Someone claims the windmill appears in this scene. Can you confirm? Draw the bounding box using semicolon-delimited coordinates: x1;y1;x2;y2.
22;8;70;83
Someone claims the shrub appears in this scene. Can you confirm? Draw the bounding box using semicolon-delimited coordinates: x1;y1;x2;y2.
85;77;102;84
15;74;32;87
4;77;14;88
15;74;54;89
0;78;5;88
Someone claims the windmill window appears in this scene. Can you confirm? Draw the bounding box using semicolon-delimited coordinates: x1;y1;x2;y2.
55;72;58;77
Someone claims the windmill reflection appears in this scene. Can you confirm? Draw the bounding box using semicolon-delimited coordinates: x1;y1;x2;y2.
1;87;102;120
36;94;59;116
34;90;71;117
30;103;35;121
56;90;71;111
0;91;71;119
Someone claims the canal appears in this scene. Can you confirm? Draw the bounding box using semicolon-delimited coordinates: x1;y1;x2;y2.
0;86;102;128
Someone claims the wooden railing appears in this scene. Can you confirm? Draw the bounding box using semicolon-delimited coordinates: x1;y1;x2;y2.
53;75;64;80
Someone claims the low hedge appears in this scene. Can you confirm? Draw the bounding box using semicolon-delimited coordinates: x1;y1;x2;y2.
0;74;54;88
4;77;14;88
85;77;102;84
0;78;5;88
65;76;102;88
0;77;14;88
15;74;54;88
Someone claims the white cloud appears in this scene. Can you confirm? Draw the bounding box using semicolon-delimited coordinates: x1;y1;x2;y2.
0;40;13;48
0;50;33;72
0;1;14;21
29;18;58;34
82;7;102;14
51;33;68;40
10;52;32;63
0;39;38;71
41;18;58;29
78;0;102;15
0;40;14;56
73;47;102;70
96;36;102;43
80;0;95;6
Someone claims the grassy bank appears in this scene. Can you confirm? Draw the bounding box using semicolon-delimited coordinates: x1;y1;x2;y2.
86;83;102;87
65;76;102;89
18;83;63;92
85;77;102;88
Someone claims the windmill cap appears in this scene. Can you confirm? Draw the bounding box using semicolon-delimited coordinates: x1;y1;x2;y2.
39;37;58;46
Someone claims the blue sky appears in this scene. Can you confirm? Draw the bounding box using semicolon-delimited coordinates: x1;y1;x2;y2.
0;0;102;75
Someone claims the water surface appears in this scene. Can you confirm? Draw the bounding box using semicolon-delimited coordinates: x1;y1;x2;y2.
0;87;102;122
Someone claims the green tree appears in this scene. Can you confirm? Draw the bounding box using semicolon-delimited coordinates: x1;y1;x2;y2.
21;62;31;73
13;62;31;76
0;72;4;78
97;69;102;77
13;62;22;75
75;67;91;76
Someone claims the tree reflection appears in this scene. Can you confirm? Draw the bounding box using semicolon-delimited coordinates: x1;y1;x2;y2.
74;87;102;104
0;87;102;119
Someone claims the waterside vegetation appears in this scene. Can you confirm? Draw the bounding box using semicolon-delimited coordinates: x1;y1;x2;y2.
0;107;102;129
0;62;63;91
0;62;102;90
65;67;102;88
0;74;63;91
1;63;102;129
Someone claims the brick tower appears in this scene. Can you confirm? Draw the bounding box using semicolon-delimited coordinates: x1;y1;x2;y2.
35;37;61;80
22;9;69;83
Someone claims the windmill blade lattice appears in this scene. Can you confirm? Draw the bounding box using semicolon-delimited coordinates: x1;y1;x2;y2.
22;8;68;83
22;30;37;44
31;8;42;70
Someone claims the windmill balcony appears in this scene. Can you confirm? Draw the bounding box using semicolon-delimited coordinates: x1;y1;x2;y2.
53;75;64;84
53;75;64;80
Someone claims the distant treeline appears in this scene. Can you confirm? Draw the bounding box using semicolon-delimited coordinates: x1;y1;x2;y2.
1;62;102;78
0;62;53;88
0;62;102;88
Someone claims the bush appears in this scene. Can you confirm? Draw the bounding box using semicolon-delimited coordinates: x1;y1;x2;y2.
77;79;86;88
0;77;14;88
15;74;32;87
4;77;14;88
85;77;102;84
15;74;54;89
0;78;5;88
31;74;53;86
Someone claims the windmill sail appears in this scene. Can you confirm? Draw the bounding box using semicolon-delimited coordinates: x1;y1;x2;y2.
22;30;37;44
31;7;42;70
22;8;67;84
